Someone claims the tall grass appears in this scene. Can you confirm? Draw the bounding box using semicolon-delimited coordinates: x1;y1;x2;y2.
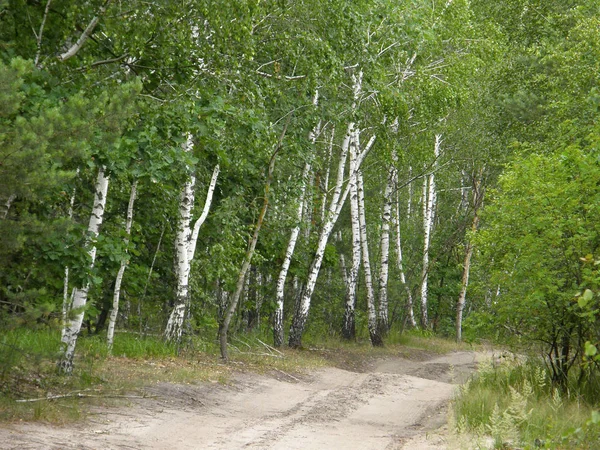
453;356;600;449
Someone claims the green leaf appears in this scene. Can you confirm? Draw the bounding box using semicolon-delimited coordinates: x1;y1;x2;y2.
584;341;597;357
578;289;594;308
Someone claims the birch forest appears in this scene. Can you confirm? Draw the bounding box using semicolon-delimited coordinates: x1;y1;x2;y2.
1;0;600;416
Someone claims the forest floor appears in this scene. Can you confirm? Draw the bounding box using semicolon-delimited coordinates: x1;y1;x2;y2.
0;347;490;449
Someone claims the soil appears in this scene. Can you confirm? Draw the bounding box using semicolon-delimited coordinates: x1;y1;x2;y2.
0;350;489;449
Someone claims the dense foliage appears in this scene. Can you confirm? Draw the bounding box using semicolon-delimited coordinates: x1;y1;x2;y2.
1;0;599;411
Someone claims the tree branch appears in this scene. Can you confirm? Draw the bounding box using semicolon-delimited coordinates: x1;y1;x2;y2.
58;0;113;61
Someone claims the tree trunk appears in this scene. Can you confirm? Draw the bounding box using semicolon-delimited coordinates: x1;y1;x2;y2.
107;180;137;351
288;123;352;348
377;163;395;336
61;173;78;340
166;134;219;342
58;166;109;374
220;127;284;360
165;135;196;342
420;134;440;329
357;161;382;347
394;180;417;328
343;128;360;341
273;162;310;347
456;169;483;342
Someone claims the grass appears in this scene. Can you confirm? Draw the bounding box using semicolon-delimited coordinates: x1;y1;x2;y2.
453;356;600;449
0;325;476;424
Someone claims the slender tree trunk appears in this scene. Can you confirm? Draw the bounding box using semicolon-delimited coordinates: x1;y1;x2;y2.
34;0;52;67
107;180;137;351
288;69;375;348
2;194;16;220
220;128;284;360
407;166;413;220
273;163;310;347
394;181;417;328
343;129;360;340
58;166;109;374
165;135;219;342
165;136;196;341
377;163;395;336
289;124;352;348
139;223;165;333
420;135;441;329
357;163;382;347
456;170;483;342
319;128;334;223
61;174;78;340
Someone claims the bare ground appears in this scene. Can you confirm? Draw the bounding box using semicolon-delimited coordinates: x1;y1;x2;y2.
0;350;488;449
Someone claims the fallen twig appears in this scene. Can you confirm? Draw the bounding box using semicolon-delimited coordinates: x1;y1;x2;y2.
16;392;156;403
257;338;285;357
273;368;301;382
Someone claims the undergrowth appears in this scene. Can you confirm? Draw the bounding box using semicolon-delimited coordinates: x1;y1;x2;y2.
453;356;600;449
0;325;474;424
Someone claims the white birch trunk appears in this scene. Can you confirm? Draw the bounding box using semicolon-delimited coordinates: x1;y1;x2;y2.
394;183;417;328
107;180;137;351
188;165;220;263
377;164;394;335
165;136;196;341
357;163;382;346
342;129;361;340
407;166;413;220
61;174;78;341
2;194;16;220
165;133;219;342
273;163;310;347
320;128;334;223
59;166;109;373
420;135;441;329
288;123;352;348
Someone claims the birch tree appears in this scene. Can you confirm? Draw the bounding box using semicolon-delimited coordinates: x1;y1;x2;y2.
394;181;417;328
59;166;109;374
165;135;220;342
377;162;395;336
456;168;483;342
273;162;310;347
107;180;137;351
357;161;382;346
420;134;441;329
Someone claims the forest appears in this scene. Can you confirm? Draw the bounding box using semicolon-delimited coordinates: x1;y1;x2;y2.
1;0;600;447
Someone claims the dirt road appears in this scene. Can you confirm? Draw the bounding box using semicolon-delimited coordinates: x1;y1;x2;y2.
0;350;486;449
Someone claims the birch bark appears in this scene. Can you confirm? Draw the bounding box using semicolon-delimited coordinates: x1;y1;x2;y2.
62;173;78;341
420;135;441;329
107;180;137;351
273;162;310;347
357;160;382;346
394;183;417;328
343;129;360;340
165;135;196;341
456;169;483;342
288;123;352;348
58;166;109;374
165;135;220;342
377;163;395;335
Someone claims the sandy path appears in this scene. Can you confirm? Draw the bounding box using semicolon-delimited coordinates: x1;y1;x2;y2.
0;351;486;449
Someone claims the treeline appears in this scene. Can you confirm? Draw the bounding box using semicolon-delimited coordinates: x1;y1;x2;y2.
1;0;599;387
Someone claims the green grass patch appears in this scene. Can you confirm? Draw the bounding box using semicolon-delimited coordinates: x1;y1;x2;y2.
453;356;600;449
1;326;472;424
